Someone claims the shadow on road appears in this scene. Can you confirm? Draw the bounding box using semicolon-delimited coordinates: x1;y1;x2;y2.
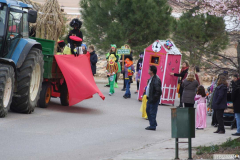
44;102;103;115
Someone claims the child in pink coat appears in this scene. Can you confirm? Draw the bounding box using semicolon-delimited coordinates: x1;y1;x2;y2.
195;85;207;130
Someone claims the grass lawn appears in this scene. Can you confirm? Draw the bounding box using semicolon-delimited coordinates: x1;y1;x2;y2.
194;138;240;159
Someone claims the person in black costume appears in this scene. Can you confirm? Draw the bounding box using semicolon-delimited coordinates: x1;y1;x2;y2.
69;36;82;57
68;19;83;45
135;52;144;94
170;60;189;107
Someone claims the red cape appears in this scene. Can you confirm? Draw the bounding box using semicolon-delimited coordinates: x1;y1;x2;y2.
55;54;105;106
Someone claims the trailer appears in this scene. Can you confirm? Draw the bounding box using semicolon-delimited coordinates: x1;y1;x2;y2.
31;37;105;108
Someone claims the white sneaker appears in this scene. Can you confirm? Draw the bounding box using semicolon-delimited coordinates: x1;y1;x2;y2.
109;93;112;96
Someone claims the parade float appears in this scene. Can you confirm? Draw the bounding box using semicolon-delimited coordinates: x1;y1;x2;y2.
138;40;182;105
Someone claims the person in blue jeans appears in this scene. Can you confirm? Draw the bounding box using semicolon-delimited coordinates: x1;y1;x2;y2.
145;65;162;131
123;55;135;99
232;74;240;136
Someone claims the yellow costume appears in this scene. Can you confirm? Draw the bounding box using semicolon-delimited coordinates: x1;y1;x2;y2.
140;95;148;119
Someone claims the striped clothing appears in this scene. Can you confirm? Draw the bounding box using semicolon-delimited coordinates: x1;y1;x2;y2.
106;63;118;74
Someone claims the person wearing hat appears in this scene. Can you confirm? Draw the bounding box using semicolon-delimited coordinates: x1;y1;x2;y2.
56;40;66;55
105;44;120;88
231;74;240;136
122;55;135;99
106;54;118;96
69;36;83;57
81;44;87;54
120;44;133;91
135;52;144;94
170;60;189;107
68;18;83;45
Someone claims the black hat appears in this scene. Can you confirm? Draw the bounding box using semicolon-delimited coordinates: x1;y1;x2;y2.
124;55;133;61
233;74;239;78
70;18;82;29
139;52;144;55
58;40;65;48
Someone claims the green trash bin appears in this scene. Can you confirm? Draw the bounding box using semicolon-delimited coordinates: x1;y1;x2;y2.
171;108;195;138
171;107;195;160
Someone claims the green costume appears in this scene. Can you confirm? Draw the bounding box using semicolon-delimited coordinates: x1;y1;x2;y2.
106;51;120;88
109;74;116;94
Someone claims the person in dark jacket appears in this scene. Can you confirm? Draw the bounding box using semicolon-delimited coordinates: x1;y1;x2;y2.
212;77;228;134
182;71;199;107
231;74;240;136
88;45;98;75
145;65;162;131
135;52;144;94
68;19;83;45
170;60;189;107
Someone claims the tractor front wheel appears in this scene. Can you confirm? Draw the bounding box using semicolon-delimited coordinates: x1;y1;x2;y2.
11;48;43;113
0;64;14;118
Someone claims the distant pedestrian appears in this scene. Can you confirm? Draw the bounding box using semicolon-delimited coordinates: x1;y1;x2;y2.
231;74;240;136
88;45;98;76
183;66;200;85
210;73;226;127
170;60;189;107
212;77;228;134
182;71;199;108
123;55;135;99
120;44;133;91
135;52;144;94
106;54;118;96
195;85;207;130
105;44;120;88
145;65;162;131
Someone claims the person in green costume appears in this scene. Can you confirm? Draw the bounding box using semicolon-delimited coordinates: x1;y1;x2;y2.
105;44;120;88
106;54;119;96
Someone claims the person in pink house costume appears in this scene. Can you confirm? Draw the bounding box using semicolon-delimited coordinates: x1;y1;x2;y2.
195;85;207;130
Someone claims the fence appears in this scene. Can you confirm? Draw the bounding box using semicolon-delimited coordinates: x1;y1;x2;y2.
161;84;177;101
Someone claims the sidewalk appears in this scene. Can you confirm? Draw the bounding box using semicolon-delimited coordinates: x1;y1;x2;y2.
111;126;238;160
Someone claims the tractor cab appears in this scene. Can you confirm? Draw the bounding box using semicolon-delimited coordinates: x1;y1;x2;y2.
0;0;37;58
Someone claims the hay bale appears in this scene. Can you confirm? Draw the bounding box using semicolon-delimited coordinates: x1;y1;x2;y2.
36;0;64;54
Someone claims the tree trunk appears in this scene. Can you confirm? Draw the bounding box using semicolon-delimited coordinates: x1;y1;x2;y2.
237;40;240;74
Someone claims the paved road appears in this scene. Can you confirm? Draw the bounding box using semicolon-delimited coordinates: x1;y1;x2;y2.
0;84;174;160
0;83;237;160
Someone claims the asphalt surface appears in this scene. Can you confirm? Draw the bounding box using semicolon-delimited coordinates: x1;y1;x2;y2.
0;84;174;160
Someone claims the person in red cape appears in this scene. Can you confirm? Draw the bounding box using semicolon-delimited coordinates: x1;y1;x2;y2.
123;55;135;99
170;60;189;107
69;36;82;57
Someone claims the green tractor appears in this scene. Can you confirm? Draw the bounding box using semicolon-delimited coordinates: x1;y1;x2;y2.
0;0;43;117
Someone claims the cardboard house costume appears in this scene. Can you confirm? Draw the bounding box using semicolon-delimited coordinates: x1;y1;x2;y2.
138;40;182;105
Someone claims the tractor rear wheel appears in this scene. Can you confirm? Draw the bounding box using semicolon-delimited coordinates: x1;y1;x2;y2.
60;82;69;106
0;64;14;118
38;82;51;108
11;48;43;113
